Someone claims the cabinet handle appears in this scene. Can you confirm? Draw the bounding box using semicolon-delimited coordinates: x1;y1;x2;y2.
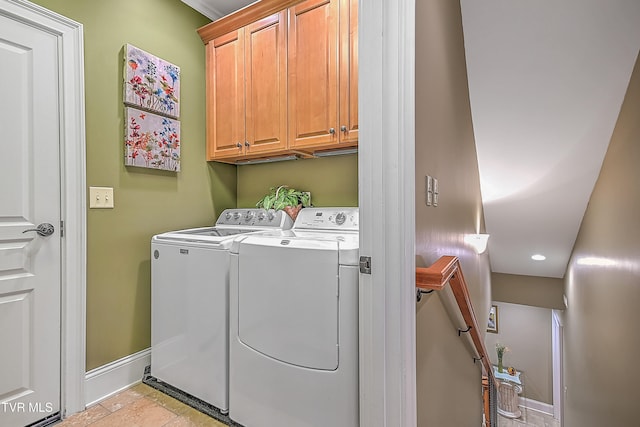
244;141;250;147
341;125;348;133
329;128;336;134
236;143;242;150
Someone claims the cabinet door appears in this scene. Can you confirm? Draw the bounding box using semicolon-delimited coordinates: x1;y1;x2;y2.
288;0;339;149
244;12;288;155
339;0;358;144
206;29;245;160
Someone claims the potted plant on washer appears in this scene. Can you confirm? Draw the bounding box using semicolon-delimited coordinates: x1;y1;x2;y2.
255;185;311;221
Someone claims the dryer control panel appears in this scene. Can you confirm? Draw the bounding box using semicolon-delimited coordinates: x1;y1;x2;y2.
293;208;359;231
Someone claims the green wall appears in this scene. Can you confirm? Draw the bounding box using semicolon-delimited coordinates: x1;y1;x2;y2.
30;0;357;371
31;0;237;370
236;154;358;208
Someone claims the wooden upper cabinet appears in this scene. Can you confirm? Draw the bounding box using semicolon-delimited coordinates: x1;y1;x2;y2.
339;0;358;144
288;0;358;151
202;0;358;162
244;12;288;155
207;29;245;160
288;0;339;149
206;12;287;161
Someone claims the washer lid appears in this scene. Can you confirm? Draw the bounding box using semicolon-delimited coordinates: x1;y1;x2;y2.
153;226;255;245
178;227;254;237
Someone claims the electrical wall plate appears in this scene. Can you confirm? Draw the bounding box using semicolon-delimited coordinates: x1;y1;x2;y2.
89;186;114;209
433;177;439;207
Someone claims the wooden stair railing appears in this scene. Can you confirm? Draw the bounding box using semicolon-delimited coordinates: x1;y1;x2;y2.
415;256;495;384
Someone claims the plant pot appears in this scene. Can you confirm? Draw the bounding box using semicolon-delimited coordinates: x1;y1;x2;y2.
284;204;303;221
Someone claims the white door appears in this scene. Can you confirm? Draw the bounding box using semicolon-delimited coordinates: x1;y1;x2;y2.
358;0;417;425
0;10;62;427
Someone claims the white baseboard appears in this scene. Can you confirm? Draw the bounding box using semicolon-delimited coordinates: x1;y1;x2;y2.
519;396;554;417
84;348;151;407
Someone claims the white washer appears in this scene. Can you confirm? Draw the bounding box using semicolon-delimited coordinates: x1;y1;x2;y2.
151;209;293;414
229;207;359;427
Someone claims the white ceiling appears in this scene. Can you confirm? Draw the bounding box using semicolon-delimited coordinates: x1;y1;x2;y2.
461;0;640;278
184;0;640;279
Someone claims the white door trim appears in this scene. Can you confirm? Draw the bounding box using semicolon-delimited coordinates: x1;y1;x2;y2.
1;0;87;418
552;310;564;424
358;0;416;426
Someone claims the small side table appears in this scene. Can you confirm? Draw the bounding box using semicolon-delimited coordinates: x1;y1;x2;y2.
493;366;523;419
493;366;521;385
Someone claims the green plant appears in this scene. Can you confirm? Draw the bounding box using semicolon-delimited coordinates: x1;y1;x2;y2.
255;185;311;210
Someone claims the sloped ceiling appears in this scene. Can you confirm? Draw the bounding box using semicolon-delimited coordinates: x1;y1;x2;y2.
461;0;640;278
184;0;640;279
181;0;255;20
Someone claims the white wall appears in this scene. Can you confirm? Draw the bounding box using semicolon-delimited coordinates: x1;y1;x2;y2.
563;52;640;427
414;0;492;425
485;302;553;404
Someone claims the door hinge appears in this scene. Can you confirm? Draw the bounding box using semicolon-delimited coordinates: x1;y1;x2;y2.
60;220;64;238
359;256;371;274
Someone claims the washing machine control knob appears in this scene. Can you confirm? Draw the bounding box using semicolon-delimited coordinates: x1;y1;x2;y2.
244;211;255;222
225;212;232;220
335;212;346;225
257;211;266;221
233;212;241;220
267;211;275;221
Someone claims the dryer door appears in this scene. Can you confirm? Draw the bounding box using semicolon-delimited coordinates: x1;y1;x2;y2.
237;236;339;370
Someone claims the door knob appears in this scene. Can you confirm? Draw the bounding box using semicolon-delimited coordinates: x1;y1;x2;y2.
329;128;336;134
22;223;55;237
341;125;348;133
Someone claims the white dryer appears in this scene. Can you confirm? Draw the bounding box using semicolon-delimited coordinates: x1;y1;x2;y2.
151;209;292;414
229;207;359;427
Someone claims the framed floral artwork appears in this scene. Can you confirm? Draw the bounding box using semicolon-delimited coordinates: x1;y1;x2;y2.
124;44;180;118
125;107;180;171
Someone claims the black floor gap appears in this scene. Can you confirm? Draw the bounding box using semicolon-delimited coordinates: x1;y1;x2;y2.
142;365;243;427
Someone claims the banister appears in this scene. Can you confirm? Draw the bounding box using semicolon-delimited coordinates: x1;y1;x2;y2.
416;256;495;385
415;255;458;291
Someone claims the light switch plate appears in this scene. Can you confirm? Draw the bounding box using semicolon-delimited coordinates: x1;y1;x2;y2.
433;178;439;207
89;186;114;209
426;176;433;206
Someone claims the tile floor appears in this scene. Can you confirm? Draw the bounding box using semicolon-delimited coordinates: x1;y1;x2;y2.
497;406;560;427
58;383;560;427
56;383;227;427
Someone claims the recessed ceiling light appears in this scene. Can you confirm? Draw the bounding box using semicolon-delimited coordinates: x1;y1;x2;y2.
531;254;546;261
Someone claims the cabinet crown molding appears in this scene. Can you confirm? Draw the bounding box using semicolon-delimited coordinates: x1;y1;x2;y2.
198;0;304;43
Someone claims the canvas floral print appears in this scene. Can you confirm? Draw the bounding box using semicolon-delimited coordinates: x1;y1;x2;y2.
124;44;180;118
125;107;180;171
